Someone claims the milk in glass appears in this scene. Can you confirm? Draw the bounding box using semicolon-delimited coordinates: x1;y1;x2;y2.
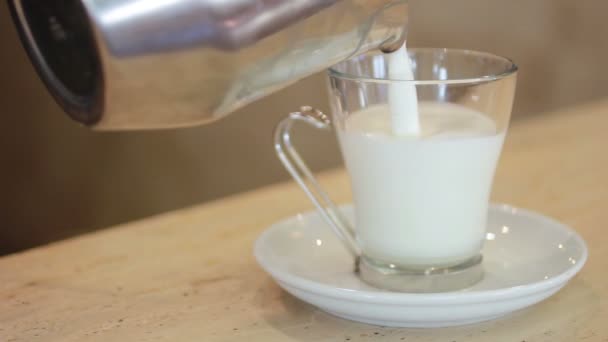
337;102;504;268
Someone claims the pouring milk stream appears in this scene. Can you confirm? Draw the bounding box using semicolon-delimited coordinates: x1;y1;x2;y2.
388;44;421;135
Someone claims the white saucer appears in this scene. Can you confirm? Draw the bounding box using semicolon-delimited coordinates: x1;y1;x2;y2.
254;204;587;328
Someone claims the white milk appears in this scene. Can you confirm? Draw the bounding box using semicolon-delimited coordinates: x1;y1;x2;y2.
388;44;420;135
337;102;505;268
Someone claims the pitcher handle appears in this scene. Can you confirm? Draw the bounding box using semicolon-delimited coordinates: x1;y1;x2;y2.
274;106;361;258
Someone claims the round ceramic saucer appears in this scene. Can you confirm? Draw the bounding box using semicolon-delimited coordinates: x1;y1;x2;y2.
254;204;587;328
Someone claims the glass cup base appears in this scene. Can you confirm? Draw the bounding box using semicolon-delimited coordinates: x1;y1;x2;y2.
357;254;484;293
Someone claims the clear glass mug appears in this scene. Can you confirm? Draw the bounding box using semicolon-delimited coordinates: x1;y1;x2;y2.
274;48;517;292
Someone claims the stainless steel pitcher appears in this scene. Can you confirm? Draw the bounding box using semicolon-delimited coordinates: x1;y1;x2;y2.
9;0;409;130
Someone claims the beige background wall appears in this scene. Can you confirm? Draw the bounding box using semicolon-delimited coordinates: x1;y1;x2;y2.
1;0;608;254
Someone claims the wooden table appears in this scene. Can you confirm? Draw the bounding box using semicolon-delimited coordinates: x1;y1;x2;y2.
2;100;607;342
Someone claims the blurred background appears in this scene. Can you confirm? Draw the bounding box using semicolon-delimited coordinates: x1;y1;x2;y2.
2;0;608;255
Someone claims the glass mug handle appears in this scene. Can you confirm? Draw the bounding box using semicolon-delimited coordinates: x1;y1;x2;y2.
274;106;361;259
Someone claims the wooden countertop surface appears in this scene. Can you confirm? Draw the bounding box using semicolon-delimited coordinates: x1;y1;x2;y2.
1;100;607;341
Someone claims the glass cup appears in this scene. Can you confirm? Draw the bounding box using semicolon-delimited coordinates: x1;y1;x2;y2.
274;48;517;292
